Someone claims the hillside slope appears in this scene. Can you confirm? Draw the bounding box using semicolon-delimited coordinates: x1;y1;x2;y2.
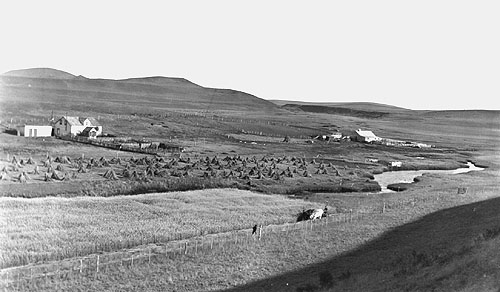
0;68;279;115
226;195;500;292
271;100;411;113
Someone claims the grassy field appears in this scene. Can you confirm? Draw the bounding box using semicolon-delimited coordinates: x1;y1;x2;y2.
1;68;500;291
2;167;498;292
0;189;321;269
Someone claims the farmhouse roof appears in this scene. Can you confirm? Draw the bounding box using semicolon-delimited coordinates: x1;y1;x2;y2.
355;129;378;139
64;116;83;126
86;117;101;126
81;127;98;136
56;116;101;127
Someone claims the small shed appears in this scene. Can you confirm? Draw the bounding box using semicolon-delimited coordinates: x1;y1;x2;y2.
17;125;53;137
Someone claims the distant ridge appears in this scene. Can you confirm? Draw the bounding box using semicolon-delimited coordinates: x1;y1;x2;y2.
2;68;76;79
270;100;410;113
0;67;279;113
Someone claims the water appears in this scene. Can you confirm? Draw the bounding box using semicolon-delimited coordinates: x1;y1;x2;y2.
374;162;484;193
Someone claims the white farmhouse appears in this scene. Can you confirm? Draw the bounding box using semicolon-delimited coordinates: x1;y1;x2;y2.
53;116;102;137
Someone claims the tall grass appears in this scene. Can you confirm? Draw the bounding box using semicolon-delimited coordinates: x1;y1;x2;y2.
0;189;319;269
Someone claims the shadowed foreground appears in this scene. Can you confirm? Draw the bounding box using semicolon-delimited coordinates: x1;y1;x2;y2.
222;196;500;292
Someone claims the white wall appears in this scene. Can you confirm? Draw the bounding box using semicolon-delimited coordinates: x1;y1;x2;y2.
22;125;52;137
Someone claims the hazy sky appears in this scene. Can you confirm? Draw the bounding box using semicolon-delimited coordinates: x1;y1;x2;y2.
1;1;499;110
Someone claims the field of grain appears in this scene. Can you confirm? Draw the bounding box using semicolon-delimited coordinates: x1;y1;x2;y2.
0;188;321;269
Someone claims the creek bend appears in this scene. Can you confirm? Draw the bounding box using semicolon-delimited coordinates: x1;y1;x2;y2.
373;162;485;193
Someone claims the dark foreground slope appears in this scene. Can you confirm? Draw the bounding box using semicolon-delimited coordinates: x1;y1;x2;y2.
224;195;500;292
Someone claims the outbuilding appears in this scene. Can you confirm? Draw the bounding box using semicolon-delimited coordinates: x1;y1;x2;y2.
352;129;381;143
17;125;53;137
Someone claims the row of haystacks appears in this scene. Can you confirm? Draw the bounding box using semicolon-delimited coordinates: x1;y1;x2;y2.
1;152;377;186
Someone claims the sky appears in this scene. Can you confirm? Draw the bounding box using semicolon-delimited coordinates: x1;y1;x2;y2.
1;0;499;110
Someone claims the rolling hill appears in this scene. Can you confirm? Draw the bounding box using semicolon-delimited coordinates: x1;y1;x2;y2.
270;100;411;113
0;68;279;116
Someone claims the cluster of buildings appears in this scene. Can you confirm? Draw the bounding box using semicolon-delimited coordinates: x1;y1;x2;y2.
15;116;102;138
313;129;433;148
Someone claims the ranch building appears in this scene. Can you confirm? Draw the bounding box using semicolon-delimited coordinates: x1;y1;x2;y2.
53;116;102;137
16;125;53;137
352;129;381;143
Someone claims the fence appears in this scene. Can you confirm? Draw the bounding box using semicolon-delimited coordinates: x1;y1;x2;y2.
58;135;184;156
0;211;369;290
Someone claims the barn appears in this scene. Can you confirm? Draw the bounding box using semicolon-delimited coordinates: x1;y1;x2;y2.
352;129;381;143
17;125;53;137
53;116;102;137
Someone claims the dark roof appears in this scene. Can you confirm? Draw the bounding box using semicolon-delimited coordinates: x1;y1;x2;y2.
80;127;98;136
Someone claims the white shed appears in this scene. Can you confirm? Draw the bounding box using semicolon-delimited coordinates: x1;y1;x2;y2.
18;125;53;137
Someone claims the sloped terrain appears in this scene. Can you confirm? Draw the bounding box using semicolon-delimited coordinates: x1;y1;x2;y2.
0;68;279;116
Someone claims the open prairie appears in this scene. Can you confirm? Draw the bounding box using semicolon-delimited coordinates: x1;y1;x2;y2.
0;68;499;291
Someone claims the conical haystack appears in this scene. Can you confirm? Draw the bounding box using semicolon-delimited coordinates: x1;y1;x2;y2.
51;171;64;181
18;172;28;183
27;157;35;164
0;172;9;181
44;172;52;182
60;156;72;164
103;169;119;180
77;164;88;173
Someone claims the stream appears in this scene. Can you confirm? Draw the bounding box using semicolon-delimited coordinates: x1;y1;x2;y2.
373;162;485;193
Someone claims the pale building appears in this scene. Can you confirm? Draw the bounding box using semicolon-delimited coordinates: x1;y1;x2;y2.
17;125;53;137
53;116;102;137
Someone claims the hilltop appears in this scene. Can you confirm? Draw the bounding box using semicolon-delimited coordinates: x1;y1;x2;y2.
270;100;411;113
0;68;279;115
2;68;76;79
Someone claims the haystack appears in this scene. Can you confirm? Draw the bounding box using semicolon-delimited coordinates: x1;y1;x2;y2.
27;157;35;164
78;164;88;173
102;159;110;167
33;165;40;175
11;156;18;165
60;156;72;164
122;169;131;178
56;164;64;171
0;172;9;181
51;171;64;181
18;172;29;183
103;169;119;180
44;172;52;182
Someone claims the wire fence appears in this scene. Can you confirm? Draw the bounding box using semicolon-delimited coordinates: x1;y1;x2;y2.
0;211;369;290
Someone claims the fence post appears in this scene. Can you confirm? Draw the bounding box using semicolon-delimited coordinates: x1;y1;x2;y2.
80;259;83;273
96;255;100;274
184;242;188;255
258;225;263;241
